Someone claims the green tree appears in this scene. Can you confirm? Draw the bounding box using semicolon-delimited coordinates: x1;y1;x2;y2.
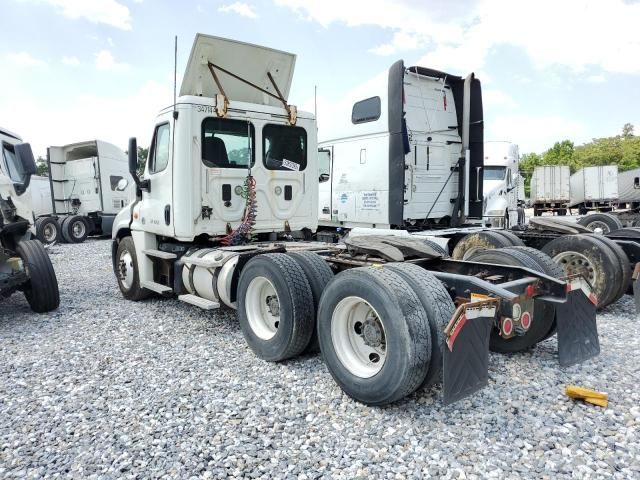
622;123;634;138
36;156;48;176
519;152;542;196
137;146;148;177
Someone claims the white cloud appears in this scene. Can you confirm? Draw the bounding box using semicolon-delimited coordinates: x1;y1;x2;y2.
218;2;258;18
586;74;606;84
276;0;640;74
370;31;422;56
483;89;516;109
62;56;80;66
6;52;47;68
95;49;128;71
488;114;586;153
41;0;132;30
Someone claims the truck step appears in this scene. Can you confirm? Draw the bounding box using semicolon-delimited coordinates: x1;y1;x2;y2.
181;256;221;268
178;294;220;310
141;281;173;294
143;249;177;260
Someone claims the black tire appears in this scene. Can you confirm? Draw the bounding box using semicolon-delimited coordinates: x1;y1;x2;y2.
287;251;334;353
318;267;432;405
491;230;525;247
467;248;556;353
59;216;71;243
62;215;89;243
557;208;567;216
238;253;315;362
451;231;516;259
605;227;640;239
633;219;640;227
16;240;60;313
578;213;622;234
541;234;621;309
114;236;150;301
579;206;588;215
35;217;60;244
583;234;631;304
421;238;449;257
533;206;540;217
382;263;454;388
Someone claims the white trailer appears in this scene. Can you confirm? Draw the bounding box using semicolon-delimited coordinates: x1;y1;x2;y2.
111;34;598;408
0;127;59;312
29;175;52;217
617;167;640;209
569;165;618;214
34;140;135;244
530;165;571;216
481;141;525;227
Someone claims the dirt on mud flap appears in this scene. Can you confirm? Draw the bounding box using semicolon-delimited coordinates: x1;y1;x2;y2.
553;276;600;367
442;298;498;405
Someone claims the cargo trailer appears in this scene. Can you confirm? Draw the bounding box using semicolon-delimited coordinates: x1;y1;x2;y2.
569;165;618;214
530;165;570;216
617;167;640;209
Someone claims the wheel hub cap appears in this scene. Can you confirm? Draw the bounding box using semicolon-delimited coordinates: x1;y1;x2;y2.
245;276;280;340
362;317;384;348
118;250;134;289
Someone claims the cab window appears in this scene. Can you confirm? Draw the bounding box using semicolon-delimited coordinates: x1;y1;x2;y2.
2;143;25;184
263;124;307;171
149;123;170;174
483;166;506;181
318;149;331;182
202;118;255;169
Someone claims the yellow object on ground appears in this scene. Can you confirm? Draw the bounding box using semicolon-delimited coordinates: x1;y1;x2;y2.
565;385;609;407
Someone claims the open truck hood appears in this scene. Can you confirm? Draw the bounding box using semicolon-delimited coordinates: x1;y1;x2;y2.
180;33;296;107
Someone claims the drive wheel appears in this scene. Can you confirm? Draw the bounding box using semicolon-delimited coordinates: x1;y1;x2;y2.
578;213;622;234
452;230;520;259
318;267;432;405
288;250;334;353
35;217;60;244
115;236;149;301
238;253;314;362
62;215;89;243
583;234;631;304
382;263;454;387
467;248;556;353
542;234;621;309
16;240;60;313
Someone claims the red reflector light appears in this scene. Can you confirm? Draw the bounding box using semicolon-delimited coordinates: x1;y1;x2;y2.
521;312;531;330
526;285;536;297
502;317;513;336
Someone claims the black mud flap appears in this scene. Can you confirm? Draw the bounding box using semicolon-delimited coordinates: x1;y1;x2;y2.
633;264;640;314
555;282;599;367
442;300;497;405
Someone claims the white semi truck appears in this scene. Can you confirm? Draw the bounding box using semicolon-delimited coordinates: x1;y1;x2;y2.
112;34;599;407
33;140;134;244
0;127;59;313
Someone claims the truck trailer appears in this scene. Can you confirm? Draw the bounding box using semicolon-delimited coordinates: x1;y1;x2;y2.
34;140;135;244
530;165;571;216
0;127;59;313
111;34;599;408
569;165;618;214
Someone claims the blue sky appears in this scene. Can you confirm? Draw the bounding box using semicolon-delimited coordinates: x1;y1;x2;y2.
1;0;639;157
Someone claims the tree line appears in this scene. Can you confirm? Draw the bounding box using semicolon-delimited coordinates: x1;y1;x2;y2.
520;123;640;195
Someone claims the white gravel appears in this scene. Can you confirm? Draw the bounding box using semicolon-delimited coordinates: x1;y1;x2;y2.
0;239;639;479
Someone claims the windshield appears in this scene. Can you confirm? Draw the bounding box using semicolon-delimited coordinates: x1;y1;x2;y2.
2;143;26;184
483;166;506;181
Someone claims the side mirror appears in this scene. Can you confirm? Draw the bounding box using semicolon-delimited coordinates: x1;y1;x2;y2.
319;173;330;183
128;137;138;177
15;143;37;176
116;178;129;191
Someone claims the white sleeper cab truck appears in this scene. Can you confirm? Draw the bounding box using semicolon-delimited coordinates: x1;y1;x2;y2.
112;35;599;408
34;140;134;244
0;128;59;313
318;62;484;231
481;141;525;227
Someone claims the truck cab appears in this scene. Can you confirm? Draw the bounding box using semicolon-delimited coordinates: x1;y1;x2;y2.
481;141;524;227
0;128;59;312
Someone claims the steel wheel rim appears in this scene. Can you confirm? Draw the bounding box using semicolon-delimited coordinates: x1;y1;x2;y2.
585;220;610;233
71;220;86;238
245;276;280;340
553;251;597;286
331;296;387;378
118;249;135;290
43;224;56;242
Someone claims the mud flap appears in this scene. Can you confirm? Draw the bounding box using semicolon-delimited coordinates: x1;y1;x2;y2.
442;300;497;405
633;263;640;314
556;279;599;367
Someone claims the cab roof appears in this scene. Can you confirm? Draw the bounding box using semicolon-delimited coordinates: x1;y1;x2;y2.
180;33;296;108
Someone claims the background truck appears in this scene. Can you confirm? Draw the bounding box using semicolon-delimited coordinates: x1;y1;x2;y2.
111;34;598;409
481;141;525;227
34;140;134;244
569;165;618;214
617;167;640;210
0;127;59;313
530;165;571;216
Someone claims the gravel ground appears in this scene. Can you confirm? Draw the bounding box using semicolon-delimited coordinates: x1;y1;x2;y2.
0;239;639;479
